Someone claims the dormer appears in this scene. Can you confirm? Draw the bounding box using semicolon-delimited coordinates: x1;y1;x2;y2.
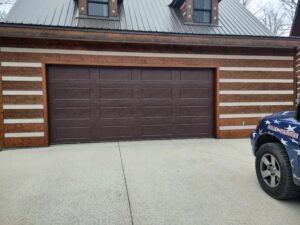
78;0;123;18
170;0;220;25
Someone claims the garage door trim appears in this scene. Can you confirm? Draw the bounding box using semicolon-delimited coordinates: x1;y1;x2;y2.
42;59;220;145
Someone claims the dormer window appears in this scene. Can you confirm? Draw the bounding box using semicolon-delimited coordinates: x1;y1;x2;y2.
78;0;121;18
87;0;109;17
169;0;218;25
193;0;212;23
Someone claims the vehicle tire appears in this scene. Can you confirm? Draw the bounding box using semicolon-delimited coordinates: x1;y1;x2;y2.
255;143;300;200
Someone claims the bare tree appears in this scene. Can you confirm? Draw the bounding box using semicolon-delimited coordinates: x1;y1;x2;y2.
279;0;298;21
258;3;290;36
240;0;252;7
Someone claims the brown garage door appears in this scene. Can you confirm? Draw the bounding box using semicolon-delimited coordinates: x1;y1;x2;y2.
47;66;215;144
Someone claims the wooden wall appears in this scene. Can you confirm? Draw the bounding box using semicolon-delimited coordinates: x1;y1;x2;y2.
297;48;300;100
0;40;296;148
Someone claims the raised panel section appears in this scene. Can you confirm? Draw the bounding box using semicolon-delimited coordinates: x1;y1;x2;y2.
100;88;133;99
141;69;172;81
54;88;91;99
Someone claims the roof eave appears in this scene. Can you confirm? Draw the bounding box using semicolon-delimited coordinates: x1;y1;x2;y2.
0;23;299;49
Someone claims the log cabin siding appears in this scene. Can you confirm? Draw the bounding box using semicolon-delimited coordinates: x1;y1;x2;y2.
0;46;297;148
297;48;300;100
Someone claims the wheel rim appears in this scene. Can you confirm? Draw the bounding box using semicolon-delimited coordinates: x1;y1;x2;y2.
260;153;281;188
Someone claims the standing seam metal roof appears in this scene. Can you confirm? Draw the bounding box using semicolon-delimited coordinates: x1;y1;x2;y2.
4;0;274;37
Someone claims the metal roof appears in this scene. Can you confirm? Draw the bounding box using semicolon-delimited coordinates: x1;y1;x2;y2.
4;0;274;37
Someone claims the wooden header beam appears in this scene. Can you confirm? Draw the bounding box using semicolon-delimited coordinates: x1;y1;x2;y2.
0;24;299;49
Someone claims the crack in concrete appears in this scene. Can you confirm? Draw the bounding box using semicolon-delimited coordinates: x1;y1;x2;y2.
117;142;134;225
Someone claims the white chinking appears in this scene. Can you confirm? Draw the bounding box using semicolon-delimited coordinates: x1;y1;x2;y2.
4;118;44;124
5;132;45;138
0;47;294;61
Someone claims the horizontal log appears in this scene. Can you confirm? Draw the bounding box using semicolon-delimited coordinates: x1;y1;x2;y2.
220;94;293;102
3;95;44;104
220;83;293;91
220;71;293;79
3;81;43;90
219;129;253;139
4;137;45;148
0;52;294;68
4;109;44;119
0;25;299;49
4;124;45;132
1;67;42;76
220;105;294;114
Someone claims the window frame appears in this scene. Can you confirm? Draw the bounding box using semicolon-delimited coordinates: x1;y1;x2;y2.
193;0;212;24
87;0;110;18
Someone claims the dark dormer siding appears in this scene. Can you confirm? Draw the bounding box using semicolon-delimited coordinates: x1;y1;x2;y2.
78;0;120;18
170;0;219;25
291;2;300;36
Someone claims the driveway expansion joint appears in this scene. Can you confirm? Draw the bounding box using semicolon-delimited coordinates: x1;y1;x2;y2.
117;142;134;225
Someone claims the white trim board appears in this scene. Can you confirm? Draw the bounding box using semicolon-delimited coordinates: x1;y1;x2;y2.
220;90;293;95
3;91;43;96
2;76;43;81
220;125;257;131
4;118;44;124
220;113;271;119
5;132;45;138
0;47;294;61
3;105;44;110
1;62;42;68
220;102;293;106
220;67;293;72
220;79;293;83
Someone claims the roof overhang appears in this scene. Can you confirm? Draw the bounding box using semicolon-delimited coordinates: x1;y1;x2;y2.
0;23;299;49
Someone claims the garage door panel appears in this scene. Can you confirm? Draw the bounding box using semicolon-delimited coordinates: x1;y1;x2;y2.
100;107;135;118
55;107;92;119
53;119;92;127
142;106;173;117
141;69;172;80
141;88;172;99
140;117;173;125
179;106;209;117
48;66;214;144
98;126;134;139
180;88;210;99
96;101;135;108
51;66;91;81
141;125;172;137
98;118;136;126
55;127;92;142
177;124;210;135
176;99;210;107
53;88;92;99
99;88;134;99
99;68;132;80
178;116;211;124
180;70;211;80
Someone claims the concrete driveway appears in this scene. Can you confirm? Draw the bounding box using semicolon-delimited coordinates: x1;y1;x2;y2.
1;139;300;225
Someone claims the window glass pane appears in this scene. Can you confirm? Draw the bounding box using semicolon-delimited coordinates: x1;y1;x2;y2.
88;3;109;17
92;0;108;2
194;0;211;10
193;10;211;23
